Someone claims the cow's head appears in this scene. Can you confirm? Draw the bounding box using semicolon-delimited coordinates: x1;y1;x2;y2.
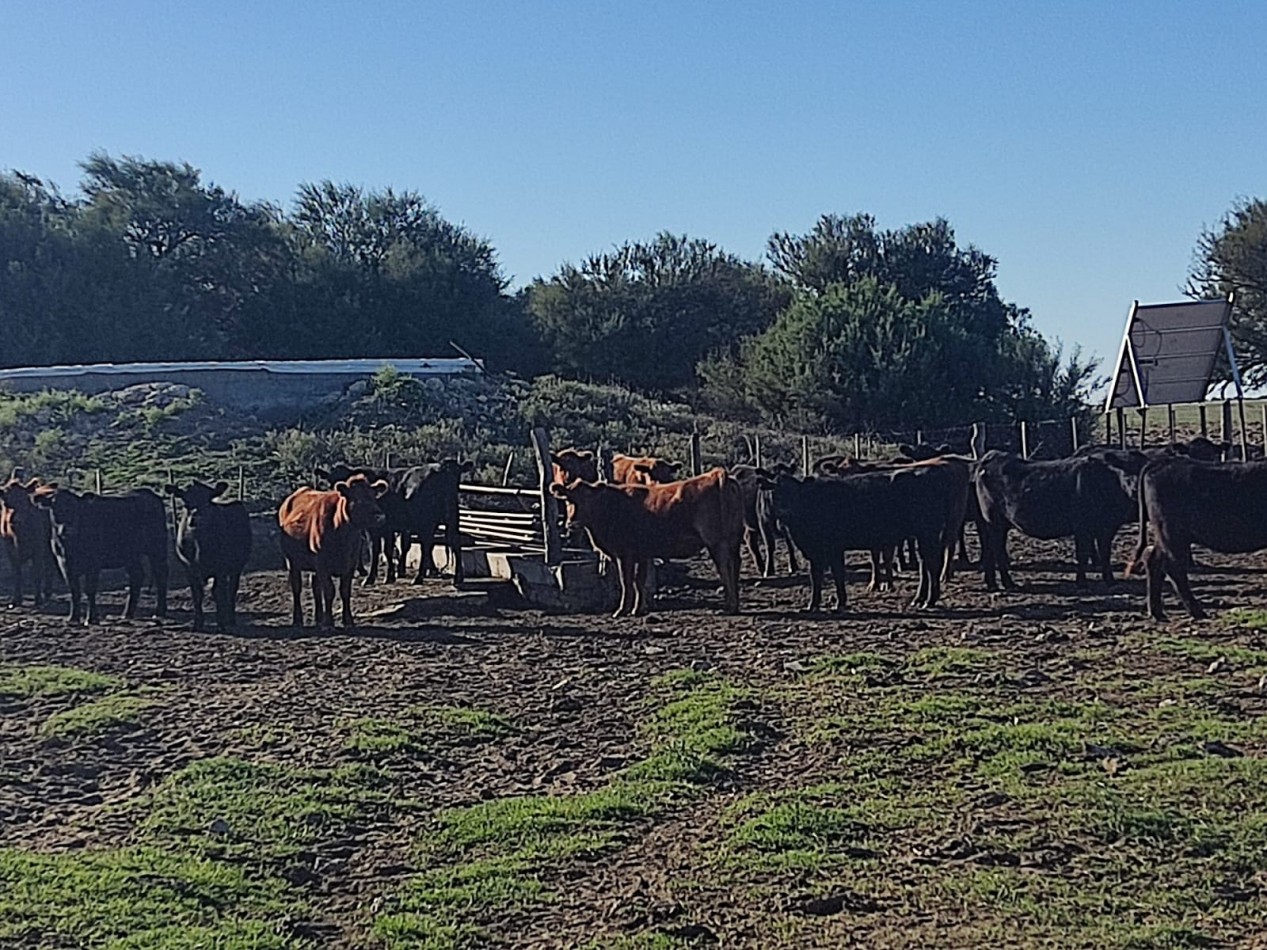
1178;437;1233;462
437;459;476;480
167;480;229;512
898;442;953;462
315;463;365;487
631;459;679;484
337;474;390;529
548;479;602;529
32;485;80;542
550;449;598;485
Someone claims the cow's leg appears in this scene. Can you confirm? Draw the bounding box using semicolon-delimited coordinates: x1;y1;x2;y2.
1144;545;1167;621
1073;534;1091;588
318;571;337;628
613;557;636;617
743;526;763;578
866;551;881;593
1097;529;1116;584
84;570;101;625
338;572;355;627
915;535;941;608
189;568;207;632
449;517;464;589
30;546;45;606
782;525;800;575
287;565;304;627
7;549;22;607
830;550;848;614
805;560;824;613
708;545;740;615
632;559;651;616
758;514;778;578
995;527;1017;590
227;572;242;631
122;561;144;619
209;573;226;632
411;526;434;584
151;552;168;619
66;570;83;624
1167;543;1207;620
364;533;381;587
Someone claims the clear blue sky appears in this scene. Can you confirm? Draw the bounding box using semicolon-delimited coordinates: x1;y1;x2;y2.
3;1;1264;370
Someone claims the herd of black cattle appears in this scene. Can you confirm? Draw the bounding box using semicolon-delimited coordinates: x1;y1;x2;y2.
0;434;1264;630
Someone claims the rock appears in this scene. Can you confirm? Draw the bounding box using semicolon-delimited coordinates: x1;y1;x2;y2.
209;818;231;836
1208;657;1229;675
689;658;713;672
1202;740;1243;758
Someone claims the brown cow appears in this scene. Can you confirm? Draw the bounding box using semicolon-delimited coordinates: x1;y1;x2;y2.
278;474;388;628
550;449;678;486
549;467;744;617
0;475;54;607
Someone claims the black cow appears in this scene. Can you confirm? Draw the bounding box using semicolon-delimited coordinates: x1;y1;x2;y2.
167;481;252;632
730;464;799;578
1128;457;1267;620
34;487;169;624
395;460;474;586
759;465;960;613
973;451;1134;590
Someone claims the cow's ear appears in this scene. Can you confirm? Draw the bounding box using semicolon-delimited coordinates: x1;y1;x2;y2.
212;481;229;498
335;481;351;497
577;450;594;460
549;453;564;466
371;479;390;497
548;482;570;500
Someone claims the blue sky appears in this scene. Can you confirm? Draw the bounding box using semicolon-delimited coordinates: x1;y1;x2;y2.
2;1;1264;370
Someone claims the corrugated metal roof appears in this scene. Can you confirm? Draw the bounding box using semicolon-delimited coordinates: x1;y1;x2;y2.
0;358;483;380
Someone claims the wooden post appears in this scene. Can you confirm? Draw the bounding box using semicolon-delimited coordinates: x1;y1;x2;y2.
916;429;923;447
501;451;515;487
238;465;245;501
383;448;391;471
753;434;763;470
1019;421;1029;459
530;427;561;565
688;433;702;477
1237;398;1249;461
95;469;102;494
1199;403;1208;438
1104;413;1111;446
168;466;179;534
1167;404;1176;444
1138;408;1147;449
1069;416;1080;453
1221;400;1233;445
801;435;810;477
853;433;861;458
1115;407;1126;448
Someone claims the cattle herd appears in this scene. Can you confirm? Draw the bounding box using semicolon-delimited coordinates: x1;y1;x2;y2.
0;433;1262;630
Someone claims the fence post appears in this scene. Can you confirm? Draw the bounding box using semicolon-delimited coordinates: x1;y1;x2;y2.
530;427;561;565
916;429;923;447
501;451;515;487
853;432;861;458
1104;412;1111;445
753;434;762;470
1167;404;1176;444
597;445;615;482
971;422;985;459
1019;421;1029;459
1221;400;1234;445
1069;416;1080;453
1237;398;1249;461
801;435;810;477
688;433;702;477
238;465;245;501
1115;407;1126;448
95;469;103;494
1138;408;1148;449
1199;403;1208;438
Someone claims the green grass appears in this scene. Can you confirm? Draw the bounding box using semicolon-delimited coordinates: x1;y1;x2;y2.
140;756;390;861
905;645;993;678
415;704;514;740
40;690;159;738
0;663;122;700
0;845;297;949
376;670;755;949
342;706;514;759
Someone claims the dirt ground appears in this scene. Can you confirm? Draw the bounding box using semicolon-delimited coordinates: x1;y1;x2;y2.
4;531;1267;949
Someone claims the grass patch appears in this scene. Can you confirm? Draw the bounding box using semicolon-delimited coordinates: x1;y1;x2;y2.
0;845;296;949
0;663;122;700
376;670;755;949
415;704;514;740
40;690;158;738
141;756;390;861
1219;607;1267;632
906;645;992;678
342;717;421;757
1152;635;1267;671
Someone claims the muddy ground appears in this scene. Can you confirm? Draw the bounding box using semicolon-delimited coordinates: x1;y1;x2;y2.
3;532;1267;948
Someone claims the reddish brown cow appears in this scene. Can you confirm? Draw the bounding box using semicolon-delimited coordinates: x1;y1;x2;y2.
278;474;388;628
0;475;54;607
550;449;678;486
549;467;744;617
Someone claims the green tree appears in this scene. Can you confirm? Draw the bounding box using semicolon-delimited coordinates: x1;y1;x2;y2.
527;232;785;392
1187;197;1267;385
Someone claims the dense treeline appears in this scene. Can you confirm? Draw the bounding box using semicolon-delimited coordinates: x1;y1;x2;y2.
23;151;1259;431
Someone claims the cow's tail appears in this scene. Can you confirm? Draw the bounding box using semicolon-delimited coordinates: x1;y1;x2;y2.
1124;461;1153;577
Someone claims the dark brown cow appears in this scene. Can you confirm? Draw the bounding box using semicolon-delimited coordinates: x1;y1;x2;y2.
549;467;744;617
1127;457;1267;620
278;474;388;628
550;449;678;486
0;475;54;607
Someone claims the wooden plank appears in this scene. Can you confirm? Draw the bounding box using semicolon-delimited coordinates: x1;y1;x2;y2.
459;483;538;498
531;427;562;565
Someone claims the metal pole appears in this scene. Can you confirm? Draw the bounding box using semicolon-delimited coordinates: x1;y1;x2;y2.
853;433;861;458
1070;416;1080;453
1237;398;1249;461
1019;421;1029;459
95;469;102;494
1138;408;1147;449
238;465;245;501
753;434;762;470
801;435;810;477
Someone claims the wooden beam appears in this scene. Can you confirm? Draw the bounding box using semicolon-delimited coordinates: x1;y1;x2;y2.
531;427;561;565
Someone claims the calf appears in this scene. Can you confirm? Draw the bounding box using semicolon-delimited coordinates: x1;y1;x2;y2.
974;451;1134;590
33;487;169;624
761;464;961;613
549;467;744;617
1;475;54;607
729;464;799;578
550;449;678;486
278;474;388;627
315;463;407;584
167;481;252;632
1127;457;1267;620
